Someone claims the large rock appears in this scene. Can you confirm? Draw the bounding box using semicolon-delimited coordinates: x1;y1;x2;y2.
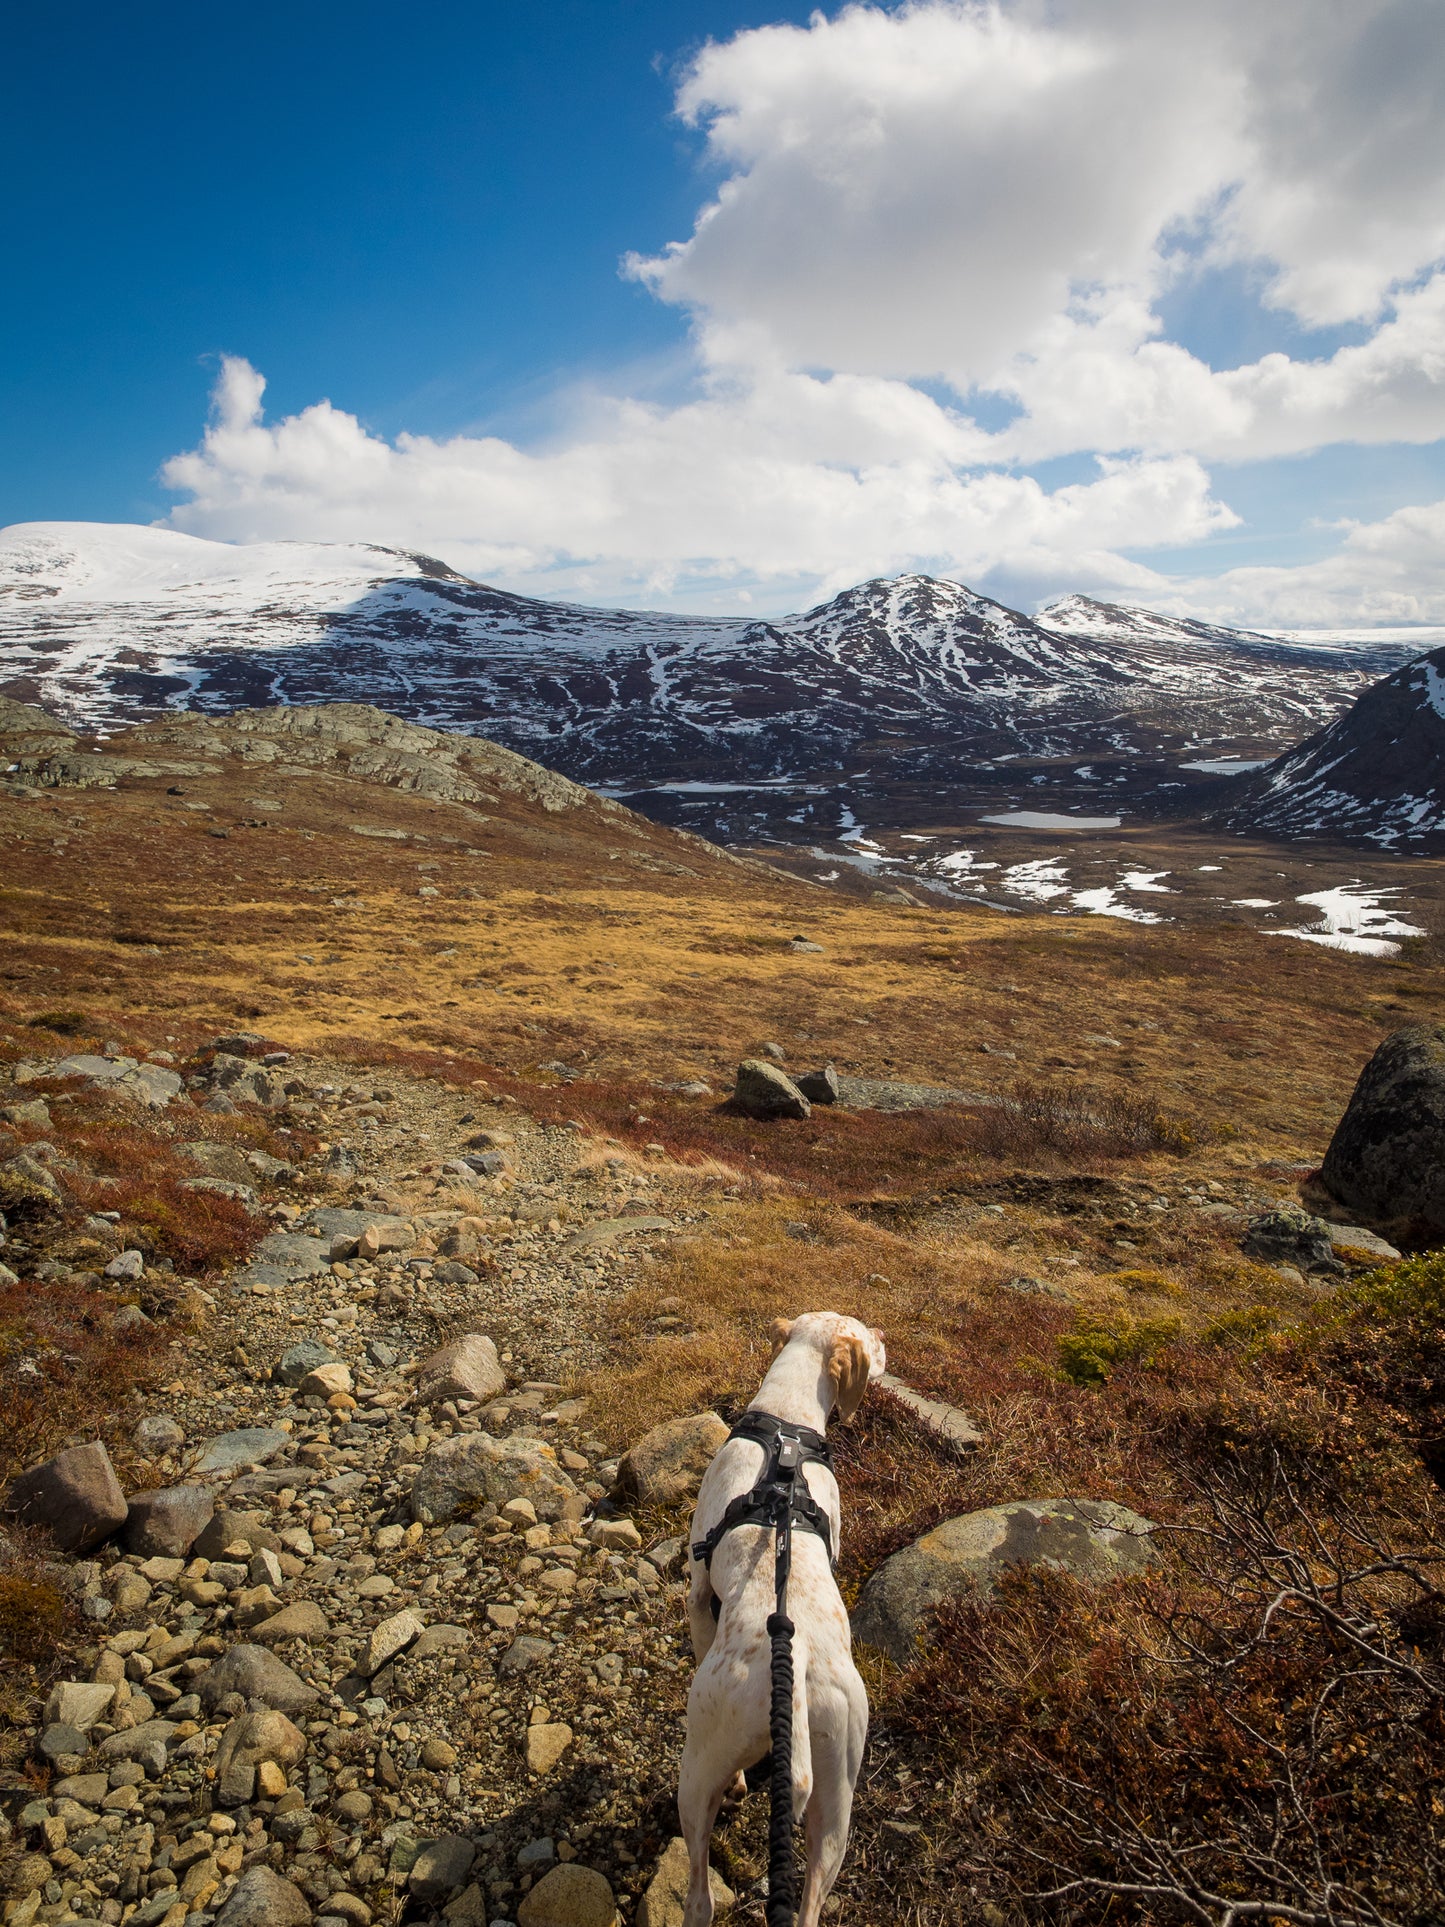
5;1441;128;1552
197;1644;319;1717
249;1600;330;1647
213;1866;311;1927
852;1497;1157;1666
194;1508;283;1559
273;1339;339;1387
124;1484;216;1557
617;1412;729;1507
409;1835;476;1905
636;1838;734;1926
436;1217;493;1262
191;1427;290;1477
518;1864;619;1927
410;1433;577;1525
733;1059;811;1120
178;1141;255;1185
208;1054;287;1109
44;1681;116;1731
795;1066;840;1106
214;1708;307;1805
415;1332;506;1406
1320;1025;1445;1235
1240;1206;1343;1275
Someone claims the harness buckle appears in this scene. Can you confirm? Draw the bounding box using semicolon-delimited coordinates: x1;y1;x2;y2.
775;1435;804;1473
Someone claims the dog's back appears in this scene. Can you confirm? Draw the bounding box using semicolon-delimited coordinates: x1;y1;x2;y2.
675;1312;885;1927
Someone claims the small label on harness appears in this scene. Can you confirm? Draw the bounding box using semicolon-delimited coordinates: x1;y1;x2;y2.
776;1435;804;1471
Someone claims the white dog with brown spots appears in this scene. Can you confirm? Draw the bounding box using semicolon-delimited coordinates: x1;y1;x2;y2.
678;1310;886;1927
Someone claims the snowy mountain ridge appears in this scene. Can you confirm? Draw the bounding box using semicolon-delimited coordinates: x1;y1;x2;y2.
0;521;1431;845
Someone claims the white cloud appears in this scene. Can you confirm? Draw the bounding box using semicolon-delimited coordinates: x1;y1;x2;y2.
159;2;1445;623
162;356;1231;604
1152;497;1445;628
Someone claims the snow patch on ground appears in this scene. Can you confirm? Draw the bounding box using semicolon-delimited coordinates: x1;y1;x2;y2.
1275;884;1425;958
979;811;1123;829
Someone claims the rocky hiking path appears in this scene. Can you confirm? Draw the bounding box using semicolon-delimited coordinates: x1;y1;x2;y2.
1;1049;764;1927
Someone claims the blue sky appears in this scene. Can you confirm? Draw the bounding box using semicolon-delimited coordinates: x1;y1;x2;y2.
4;1;1445;627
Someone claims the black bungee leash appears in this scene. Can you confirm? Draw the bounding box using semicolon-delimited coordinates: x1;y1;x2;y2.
692;1409;836;1927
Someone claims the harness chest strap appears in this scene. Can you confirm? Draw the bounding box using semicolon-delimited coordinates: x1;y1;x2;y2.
691;1408;837;1573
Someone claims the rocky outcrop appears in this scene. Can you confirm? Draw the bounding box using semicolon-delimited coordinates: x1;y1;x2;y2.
853;1497;1157;1666
1319;1026;1445;1236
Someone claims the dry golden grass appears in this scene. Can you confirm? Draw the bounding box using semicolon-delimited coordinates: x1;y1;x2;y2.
3;716;1438;1175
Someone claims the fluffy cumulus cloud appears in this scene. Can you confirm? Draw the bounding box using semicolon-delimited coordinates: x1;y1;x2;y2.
163;0;1445;622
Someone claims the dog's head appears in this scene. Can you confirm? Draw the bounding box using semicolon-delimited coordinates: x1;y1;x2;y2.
770;1311;886;1423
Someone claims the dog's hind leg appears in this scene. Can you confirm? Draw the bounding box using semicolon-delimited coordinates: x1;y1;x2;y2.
677;1728;732;1927
795;1682;867;1927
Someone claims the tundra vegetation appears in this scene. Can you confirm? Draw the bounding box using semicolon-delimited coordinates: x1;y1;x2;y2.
0;705;1441;1925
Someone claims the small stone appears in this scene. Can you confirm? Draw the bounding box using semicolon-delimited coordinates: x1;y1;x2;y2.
213;1865;312;1927
333;1789;373;1824
298;1362;353;1399
795;1065;840;1105
499;1635;552;1676
104;1249;145;1280
39;1721;88;1762
587;1518;642;1552
410;1623;469;1661
214;1708;306;1806
410;1432;577;1526
5;1440;128;1553
517;1863;619;1927
526;1722;573;1775
420;1736;458;1770
362;1608;425;1677
408;1834;476;1905
197;1645;319;1717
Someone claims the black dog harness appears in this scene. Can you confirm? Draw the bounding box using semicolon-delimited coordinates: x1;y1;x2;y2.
691;1408;835;1581
691;1409;837;1927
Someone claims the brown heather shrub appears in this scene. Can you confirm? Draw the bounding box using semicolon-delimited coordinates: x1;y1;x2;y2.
970;1076;1198;1161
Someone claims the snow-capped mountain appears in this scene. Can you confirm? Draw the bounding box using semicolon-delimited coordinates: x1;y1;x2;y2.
1221;645;1445;850
0;522;1424;837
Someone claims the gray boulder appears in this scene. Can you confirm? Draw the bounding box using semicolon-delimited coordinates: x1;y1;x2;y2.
853;1497;1157;1666
214;1707;306;1804
617;1412;729;1506
197;1644;319;1717
795;1065;840;1105
191;1427;290;1476
1241;1207;1343;1275
408;1834;476;1904
123;1484;216;1558
410;1433;578;1525
415;1332;505;1406
733;1059;811;1120
273;1339;339;1386
213;1866;311;1927
5;1441;128;1552
208;1054;287;1109
1320;1025;1445;1236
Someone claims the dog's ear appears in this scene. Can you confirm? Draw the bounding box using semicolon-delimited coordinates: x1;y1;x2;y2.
828;1329;871;1422
769;1317;795;1358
